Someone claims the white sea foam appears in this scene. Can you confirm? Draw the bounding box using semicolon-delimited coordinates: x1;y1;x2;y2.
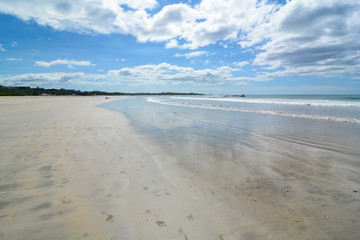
170;97;360;108
147;97;360;124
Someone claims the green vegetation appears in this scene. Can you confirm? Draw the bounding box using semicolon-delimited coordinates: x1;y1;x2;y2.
0;85;203;96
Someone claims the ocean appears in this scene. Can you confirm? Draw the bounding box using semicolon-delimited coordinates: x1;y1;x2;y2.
148;94;360;124
101;95;360;239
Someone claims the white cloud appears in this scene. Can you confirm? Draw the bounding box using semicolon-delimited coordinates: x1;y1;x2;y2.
0;72;88;86
0;0;359;78
174;51;207;58
165;39;179;49
132;3;198;43
106;63;268;85
1;63;266;87
0;0;274;45
242;0;360;76
6;58;22;61
140;0;277;49
35;59;94;68
176;0;277;49
233;61;249;68
11;42;18;47
0;43;5;52
0;0;123;34
119;0;157;10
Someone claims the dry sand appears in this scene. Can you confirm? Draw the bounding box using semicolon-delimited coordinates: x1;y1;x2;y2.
0;96;359;240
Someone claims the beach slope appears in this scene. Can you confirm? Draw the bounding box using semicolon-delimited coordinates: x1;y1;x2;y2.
0;96;235;240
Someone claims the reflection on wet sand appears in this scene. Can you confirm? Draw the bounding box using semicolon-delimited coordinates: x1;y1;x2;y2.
104;97;360;239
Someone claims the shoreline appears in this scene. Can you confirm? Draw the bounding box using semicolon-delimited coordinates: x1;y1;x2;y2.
0;96;236;239
1;96;359;240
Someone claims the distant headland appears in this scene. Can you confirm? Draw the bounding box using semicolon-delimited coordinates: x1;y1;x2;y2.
224;94;246;97
0;85;204;96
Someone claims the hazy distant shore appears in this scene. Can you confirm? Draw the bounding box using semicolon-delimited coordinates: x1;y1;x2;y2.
1;96;359;240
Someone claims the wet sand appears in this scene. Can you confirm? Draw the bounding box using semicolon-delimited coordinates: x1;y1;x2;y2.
0;96;359;240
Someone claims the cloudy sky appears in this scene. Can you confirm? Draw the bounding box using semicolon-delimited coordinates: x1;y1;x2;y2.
0;0;359;94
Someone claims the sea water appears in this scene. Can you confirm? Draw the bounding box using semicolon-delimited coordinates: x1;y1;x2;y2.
102;94;360;167
147;95;360;124
101;95;360;239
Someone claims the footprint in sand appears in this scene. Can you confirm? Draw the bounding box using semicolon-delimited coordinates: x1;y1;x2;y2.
62;198;72;204
102;212;114;222
106;214;114;222
156;221;167;227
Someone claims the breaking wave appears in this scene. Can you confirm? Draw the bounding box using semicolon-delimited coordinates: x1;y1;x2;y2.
147;97;360;124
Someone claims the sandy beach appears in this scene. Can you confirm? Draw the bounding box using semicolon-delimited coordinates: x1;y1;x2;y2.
0;96;359;240
0;96;236;240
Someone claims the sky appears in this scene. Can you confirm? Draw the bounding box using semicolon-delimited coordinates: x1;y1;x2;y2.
0;0;359;94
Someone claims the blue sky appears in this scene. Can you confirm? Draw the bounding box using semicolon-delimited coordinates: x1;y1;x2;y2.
0;0;359;94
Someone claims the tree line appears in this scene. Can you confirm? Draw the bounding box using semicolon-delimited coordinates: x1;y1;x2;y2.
0;85;203;96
